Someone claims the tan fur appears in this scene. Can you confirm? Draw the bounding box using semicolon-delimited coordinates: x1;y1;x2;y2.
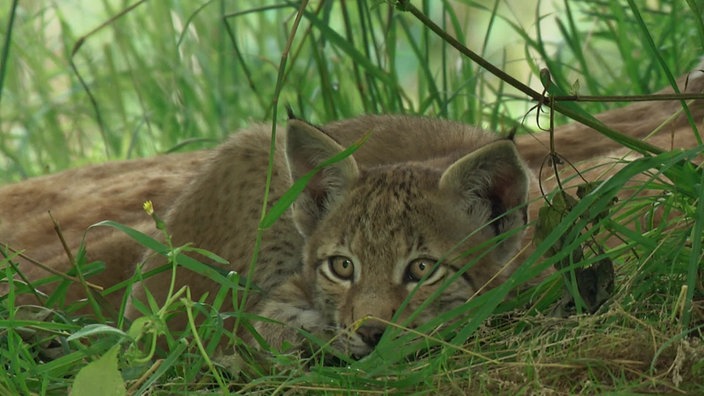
1;68;703;358
0;153;202;306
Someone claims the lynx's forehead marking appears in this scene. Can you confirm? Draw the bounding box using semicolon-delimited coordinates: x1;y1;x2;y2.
341;167;434;250
348;166;435;221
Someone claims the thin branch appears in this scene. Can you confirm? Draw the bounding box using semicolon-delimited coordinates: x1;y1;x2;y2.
394;0;678;157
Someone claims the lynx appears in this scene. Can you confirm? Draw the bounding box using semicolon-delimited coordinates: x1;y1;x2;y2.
1;67;703;358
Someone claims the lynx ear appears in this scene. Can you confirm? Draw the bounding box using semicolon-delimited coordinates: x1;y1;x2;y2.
439;140;529;239
286;119;360;236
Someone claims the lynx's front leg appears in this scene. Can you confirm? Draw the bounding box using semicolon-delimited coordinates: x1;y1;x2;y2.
253;274;331;352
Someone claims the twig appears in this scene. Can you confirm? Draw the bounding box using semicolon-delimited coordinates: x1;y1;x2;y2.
0;244;103;291
49;211;76;267
394;0;681;157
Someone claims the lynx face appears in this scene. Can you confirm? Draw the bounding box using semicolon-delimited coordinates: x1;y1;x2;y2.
255;119;530;357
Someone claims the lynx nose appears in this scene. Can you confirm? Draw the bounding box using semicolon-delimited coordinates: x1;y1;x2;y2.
357;323;386;347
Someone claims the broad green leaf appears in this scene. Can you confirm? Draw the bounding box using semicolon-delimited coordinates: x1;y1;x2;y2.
70;345;125;396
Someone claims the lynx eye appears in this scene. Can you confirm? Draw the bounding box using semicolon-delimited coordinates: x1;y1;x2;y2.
327;256;354;280
405;258;442;283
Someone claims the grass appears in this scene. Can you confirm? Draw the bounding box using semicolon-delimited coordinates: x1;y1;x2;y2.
1;0;704;394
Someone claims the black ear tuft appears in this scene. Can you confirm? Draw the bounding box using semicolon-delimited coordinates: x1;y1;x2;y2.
285;105;297;120
505;126;518;141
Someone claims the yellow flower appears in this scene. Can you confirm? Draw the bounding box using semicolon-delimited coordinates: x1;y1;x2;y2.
143;200;154;215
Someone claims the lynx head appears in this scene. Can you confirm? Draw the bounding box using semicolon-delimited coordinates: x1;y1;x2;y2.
285;117;529;358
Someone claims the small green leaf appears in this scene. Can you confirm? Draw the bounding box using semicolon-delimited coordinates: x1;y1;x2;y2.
576;181;616;223
70;345;125;396
126;316;151;340
534;191;578;256
569;78;580;96
535;205;562;254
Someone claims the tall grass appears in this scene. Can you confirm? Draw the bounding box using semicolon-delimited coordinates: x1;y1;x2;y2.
1;0;703;394
2;0;698;184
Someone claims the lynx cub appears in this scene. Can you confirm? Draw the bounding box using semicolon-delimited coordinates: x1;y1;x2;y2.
2;67;703;359
129;115;530;358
